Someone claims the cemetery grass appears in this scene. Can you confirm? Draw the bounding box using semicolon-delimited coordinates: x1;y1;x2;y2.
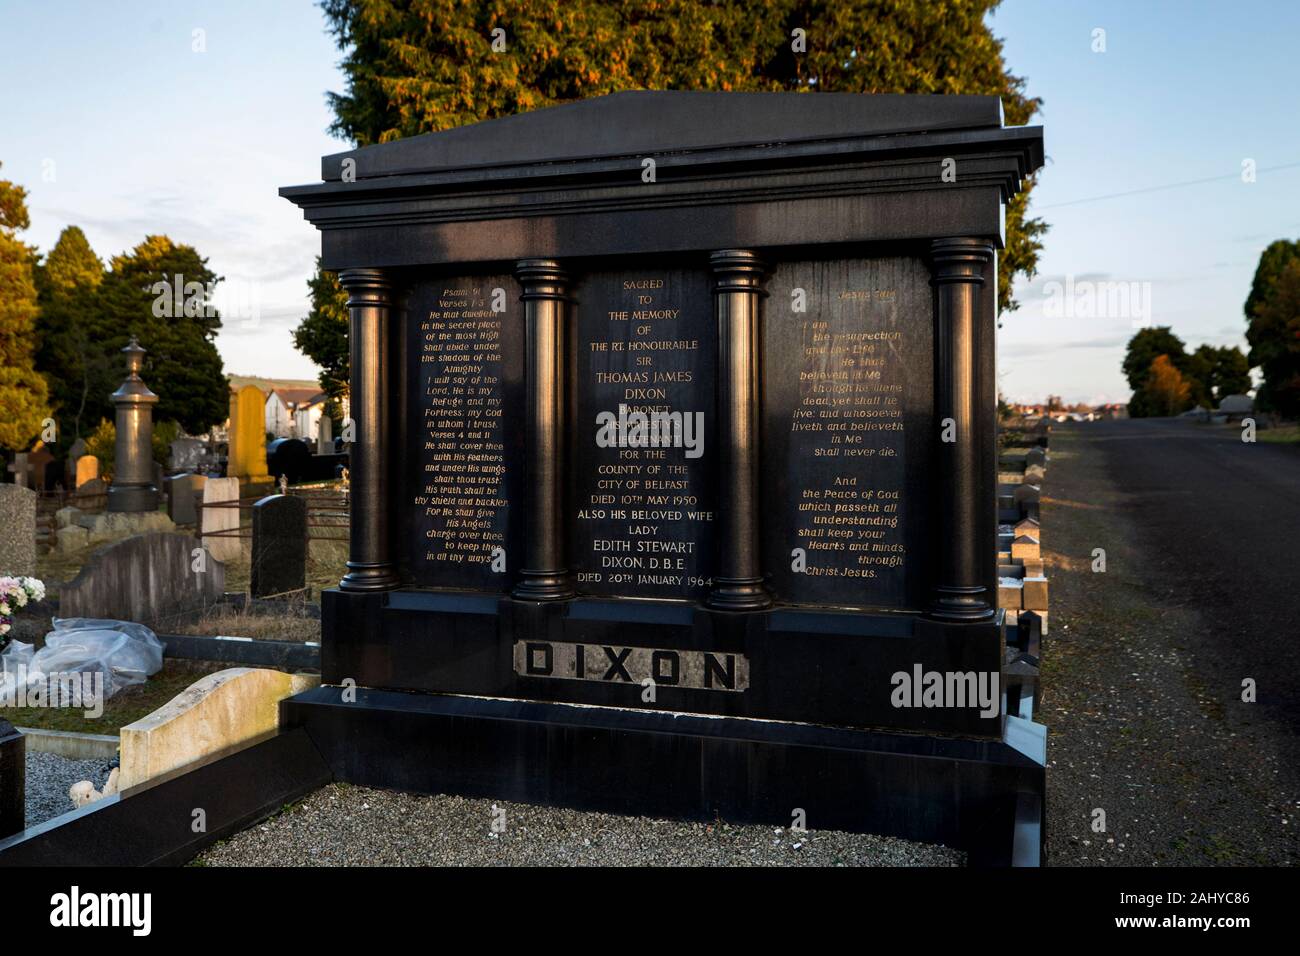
1040;421;1300;866
1257;423;1300;445
3;658;226;735
34;529;344;643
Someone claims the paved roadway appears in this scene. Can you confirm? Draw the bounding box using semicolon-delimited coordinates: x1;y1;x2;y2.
1062;416;1300;730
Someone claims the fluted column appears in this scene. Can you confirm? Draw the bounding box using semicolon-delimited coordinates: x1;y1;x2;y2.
928;239;995;621
338;268;399;591
707;250;771;611
513;259;573;601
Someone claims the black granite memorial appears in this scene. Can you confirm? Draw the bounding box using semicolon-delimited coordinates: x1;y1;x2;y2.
280;91;1046;863
250;494;308;598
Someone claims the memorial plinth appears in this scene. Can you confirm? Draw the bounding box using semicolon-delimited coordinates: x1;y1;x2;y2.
106;338;159;513
281;91;1046;863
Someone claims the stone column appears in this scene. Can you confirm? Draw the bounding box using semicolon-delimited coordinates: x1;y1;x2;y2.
338;269;399;591
513;259;574;601
107;338;159;513
928;238;996;621
707;250;771;611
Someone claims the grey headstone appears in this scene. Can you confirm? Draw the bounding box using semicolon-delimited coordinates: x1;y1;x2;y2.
251;494;307;598
0;485;37;575
165;473;206;525
58;532;225;624
316;415;333;455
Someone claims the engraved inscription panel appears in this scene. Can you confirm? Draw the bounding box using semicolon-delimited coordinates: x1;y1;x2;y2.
763;258;933;609
572;269;716;600
404;276;524;590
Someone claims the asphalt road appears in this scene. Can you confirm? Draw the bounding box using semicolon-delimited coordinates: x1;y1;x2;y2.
1042;416;1300;864
1082;417;1300;729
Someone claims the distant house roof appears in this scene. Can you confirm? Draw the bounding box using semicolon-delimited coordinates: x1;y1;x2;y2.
1217;394;1253;414
273;387;323;408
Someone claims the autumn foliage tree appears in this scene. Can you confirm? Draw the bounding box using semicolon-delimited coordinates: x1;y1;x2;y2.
1144;355;1192;417
0;164;52;452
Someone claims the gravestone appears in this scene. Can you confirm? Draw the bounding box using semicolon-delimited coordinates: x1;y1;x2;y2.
26;446;54;491
200;476;241;563
228;385;271;495
267;438;311;485
165;473;206;525
5;453;29;489
279;91;1046;863
250;494;307;597
72;476;107;511
316;414;332;455
75;454;100;489
0;485;37;575
65;437;88;487
59;532;225;624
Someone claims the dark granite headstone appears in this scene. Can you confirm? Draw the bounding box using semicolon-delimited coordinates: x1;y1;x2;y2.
267;438;312;485
0;719;23;840
251;494;307;597
165;473;207;525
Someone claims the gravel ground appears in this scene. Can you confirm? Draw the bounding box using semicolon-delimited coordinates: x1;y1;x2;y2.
1041;421;1300;865
194;784;964;867
25;751;113;827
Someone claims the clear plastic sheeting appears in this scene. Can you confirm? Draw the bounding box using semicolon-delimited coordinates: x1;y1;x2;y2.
0;618;164;700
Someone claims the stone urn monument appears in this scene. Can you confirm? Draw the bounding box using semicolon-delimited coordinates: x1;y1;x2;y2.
107;337;160;513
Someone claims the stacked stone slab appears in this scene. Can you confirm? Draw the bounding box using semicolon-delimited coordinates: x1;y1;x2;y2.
996;418;1050;632
995;418;1051;722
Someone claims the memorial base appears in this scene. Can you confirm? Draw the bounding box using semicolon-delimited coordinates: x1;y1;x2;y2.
281;685;1046;866
106;484;159;513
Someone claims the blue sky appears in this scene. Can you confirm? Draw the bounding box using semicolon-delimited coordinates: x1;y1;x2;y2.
2;0;1297;404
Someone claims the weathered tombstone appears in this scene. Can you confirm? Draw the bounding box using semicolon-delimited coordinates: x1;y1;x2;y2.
58;532;225;623
228;385;271;495
27;446;54;491
250;494;307;597
201;476;241;563
72;476;107;511
165;473;206;525
316;414;333;455
279;91;1046;862
5;453;29;489
0;485;37;575
75;454;100;489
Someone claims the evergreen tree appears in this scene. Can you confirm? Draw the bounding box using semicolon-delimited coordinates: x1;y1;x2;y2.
1245;242;1300;416
34;226;107;442
291;257;350;409
301;0;1047;382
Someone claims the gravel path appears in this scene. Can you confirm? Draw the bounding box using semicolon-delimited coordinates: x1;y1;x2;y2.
195;784;964;867
25;751;113;827
1041;420;1300;865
